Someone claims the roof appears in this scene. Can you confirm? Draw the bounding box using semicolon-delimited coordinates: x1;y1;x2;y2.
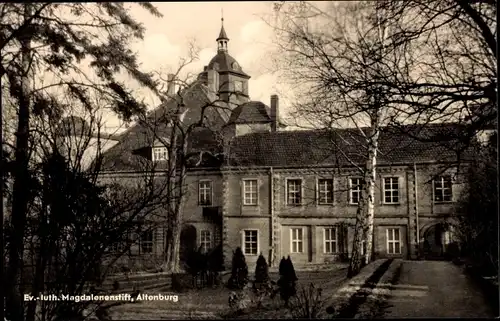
207;52;249;77
228;101;272;124
100;121;474;172
217;24;228;41
227;123;474;167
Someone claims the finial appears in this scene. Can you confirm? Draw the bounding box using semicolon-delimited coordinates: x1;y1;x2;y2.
221;8;224;24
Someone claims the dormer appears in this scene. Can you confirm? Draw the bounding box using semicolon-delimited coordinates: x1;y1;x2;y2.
152;138;170;162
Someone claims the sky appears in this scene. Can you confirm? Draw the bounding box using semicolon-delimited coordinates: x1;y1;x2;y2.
101;1;295;133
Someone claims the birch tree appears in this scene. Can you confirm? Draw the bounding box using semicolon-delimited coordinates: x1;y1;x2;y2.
269;1;401;276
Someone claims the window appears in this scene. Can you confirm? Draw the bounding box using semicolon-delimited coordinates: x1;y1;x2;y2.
290;228;304;253
287;179;302;205
243;230;258;255
152;147;168;161
324;227;338;254
434;176;452;202
200;230;211;254
140;230;154;254
318;179;334;204
386;228;401;254
243;179;258;205
349;178;363;204
199;180;212;206
383;177;399;204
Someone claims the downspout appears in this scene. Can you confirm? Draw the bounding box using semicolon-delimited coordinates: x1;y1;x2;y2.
269;166;274;267
414;162;420;258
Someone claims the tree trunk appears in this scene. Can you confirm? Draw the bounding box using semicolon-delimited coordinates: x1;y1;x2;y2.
164;132;188;273
348;194;366;278
363;125;380;265
6;5;32;321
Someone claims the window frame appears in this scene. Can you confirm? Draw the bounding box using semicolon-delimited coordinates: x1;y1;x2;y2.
286;178;303;206
386;228;402;255
349;177;363;205
290;227;305;254
198;179;213;206
323;227;338;254
242;229;259;256
139;230;154;254
242;178;258;206
317;178;334;205
200;229;212;254
152;146;168;162
433;175;453;203
382;177;400;204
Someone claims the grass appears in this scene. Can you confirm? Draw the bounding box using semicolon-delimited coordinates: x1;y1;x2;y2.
108;267;348;320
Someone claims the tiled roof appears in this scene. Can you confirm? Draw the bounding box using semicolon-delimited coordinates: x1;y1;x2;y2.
101;119;473;172
227;123;474;167
228;101;272;124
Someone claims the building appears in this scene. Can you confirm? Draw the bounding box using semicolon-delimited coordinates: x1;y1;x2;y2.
99;19;474;271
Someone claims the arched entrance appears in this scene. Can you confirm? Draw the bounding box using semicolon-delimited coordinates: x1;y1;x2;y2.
422;222;458;260
179;225;197;264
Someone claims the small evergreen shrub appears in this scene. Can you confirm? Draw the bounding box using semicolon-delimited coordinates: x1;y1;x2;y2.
253;253;271;307
278;256;298;306
227;247;248;290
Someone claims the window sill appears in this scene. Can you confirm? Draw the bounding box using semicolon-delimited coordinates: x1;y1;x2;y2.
317;203;335;206
433;201;454;204
242;204;259;207
382;202;401;205
287;204;303;207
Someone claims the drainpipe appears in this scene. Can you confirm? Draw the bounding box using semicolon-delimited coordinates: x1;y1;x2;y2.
414;162;420;258
269;166;274;267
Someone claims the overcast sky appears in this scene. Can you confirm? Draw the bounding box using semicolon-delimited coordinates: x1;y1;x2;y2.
102;1;295;133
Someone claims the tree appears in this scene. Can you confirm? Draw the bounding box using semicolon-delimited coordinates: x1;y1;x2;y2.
1;3;164;320
269;1;399;276
227;247;249;290
278;256;298;306
268;0;495;276
4;108;174;321
375;0;496;144
455;132;498;276
254;253;270;286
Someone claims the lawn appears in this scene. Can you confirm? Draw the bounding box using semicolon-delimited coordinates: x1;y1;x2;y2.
108;266;348;320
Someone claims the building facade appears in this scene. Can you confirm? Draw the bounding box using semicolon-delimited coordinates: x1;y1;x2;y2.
100;20;470;271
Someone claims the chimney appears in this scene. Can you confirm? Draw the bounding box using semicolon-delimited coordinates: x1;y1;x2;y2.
207;69;219;95
270;94;279;132
167;73;175;97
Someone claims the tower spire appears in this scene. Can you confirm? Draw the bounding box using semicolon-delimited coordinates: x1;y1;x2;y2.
217;9;229;52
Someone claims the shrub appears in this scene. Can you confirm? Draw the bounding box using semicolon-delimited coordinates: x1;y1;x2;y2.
252;254;271;307
227;247;248;290
278;256;298;306
254;253;269;285
289;283;327;319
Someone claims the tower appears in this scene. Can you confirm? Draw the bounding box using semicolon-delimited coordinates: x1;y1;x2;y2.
198;15;251;106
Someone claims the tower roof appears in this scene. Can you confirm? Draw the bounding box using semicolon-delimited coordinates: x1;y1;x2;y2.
217;20;228;41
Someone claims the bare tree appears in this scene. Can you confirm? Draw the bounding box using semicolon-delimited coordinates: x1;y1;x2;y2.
268;1;402;276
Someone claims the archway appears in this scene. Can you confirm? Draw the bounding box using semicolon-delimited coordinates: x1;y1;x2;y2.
179;225;197;264
422;222;457;260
